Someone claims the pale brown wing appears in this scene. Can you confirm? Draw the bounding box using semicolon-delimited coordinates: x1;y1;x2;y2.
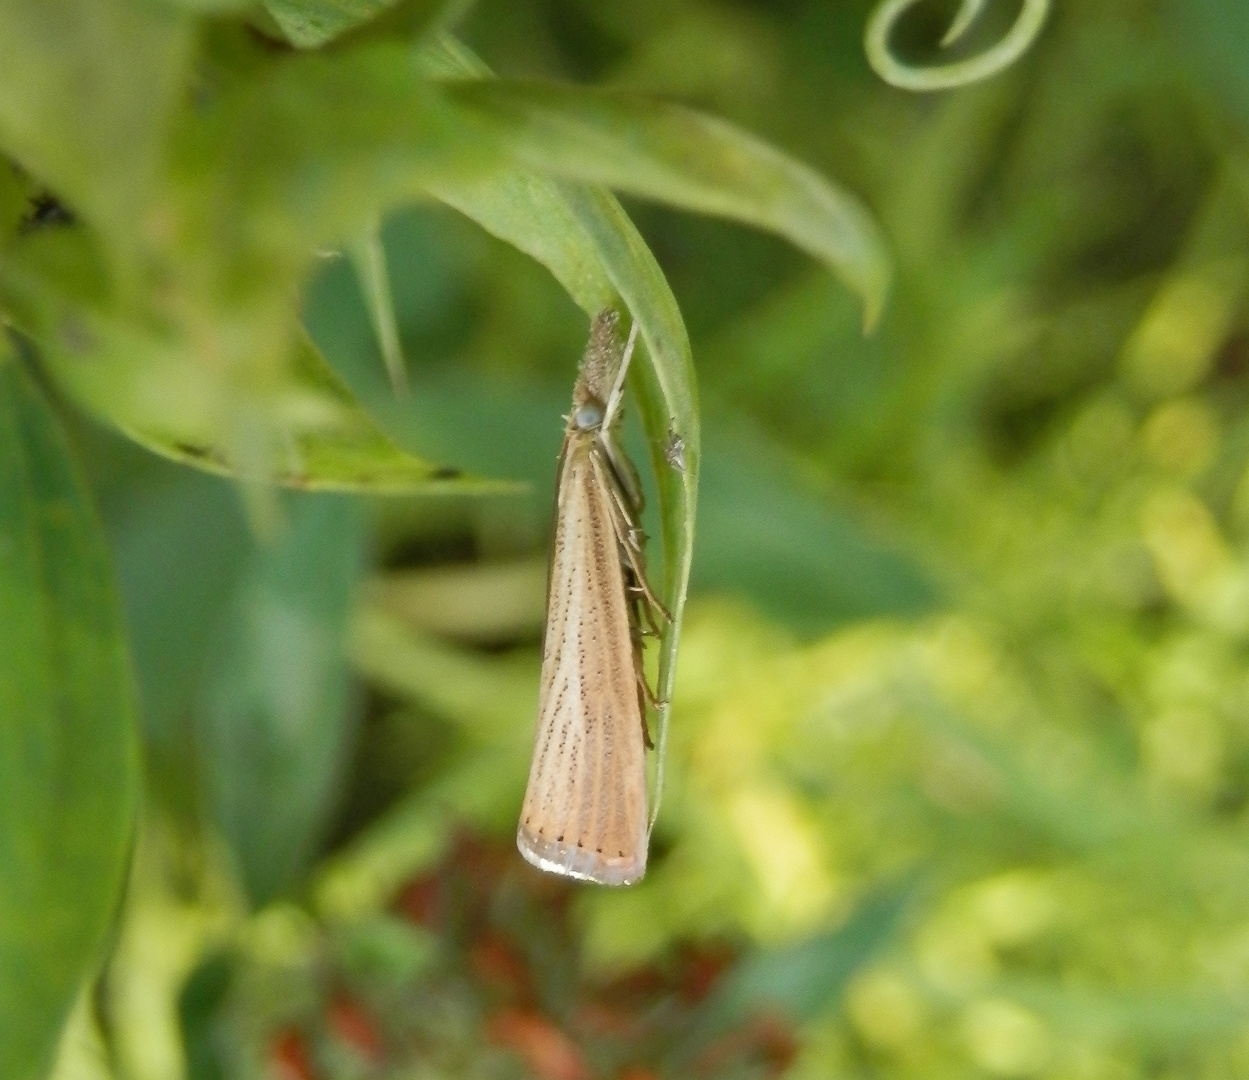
517;438;649;886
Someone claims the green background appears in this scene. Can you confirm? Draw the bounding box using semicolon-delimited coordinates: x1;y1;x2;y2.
8;1;1249;1079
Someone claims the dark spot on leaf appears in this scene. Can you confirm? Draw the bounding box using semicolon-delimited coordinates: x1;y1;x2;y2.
431;466;463;480
173;443;212;460
21;192;75;231
58;318;95;355
190;84;214;112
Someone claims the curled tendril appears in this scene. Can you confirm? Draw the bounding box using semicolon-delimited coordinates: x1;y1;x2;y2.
865;0;1050;92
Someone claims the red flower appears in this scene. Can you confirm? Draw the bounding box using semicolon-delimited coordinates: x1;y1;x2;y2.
270;1029;315;1080
487;1008;590;1080
395;874;441;928
327;997;384;1063
471;933;533;999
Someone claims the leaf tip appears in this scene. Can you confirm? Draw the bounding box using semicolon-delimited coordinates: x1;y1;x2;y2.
860;264;892;334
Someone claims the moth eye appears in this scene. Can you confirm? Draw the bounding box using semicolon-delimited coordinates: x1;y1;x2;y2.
574;404;604;430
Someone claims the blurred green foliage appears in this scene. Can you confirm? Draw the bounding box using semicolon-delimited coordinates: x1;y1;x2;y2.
0;351;138;1080
11;0;1249;1079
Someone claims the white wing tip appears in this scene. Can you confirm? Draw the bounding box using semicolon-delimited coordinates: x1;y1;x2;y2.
517;826;646;887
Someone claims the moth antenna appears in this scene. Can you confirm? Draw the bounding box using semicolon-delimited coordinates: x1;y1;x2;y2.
601;318;640;432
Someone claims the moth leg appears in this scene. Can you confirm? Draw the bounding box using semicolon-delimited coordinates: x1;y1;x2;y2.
628;631;654;749
636;663;664;709
632;648;659;750
625;575;665;637
625;602;663;750
618;534;670;626
638;585;666;637
629;614;669;709
605;493;670;624
596;428;645;514
591;453;672;625
637;688;655;750
609;504;669;624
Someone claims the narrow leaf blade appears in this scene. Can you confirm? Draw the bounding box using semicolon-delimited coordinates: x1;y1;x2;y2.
264;0;399;48
0;347;139;1080
444;79;892;328
416;36;698;824
348;221;409;395
198;494;366;905
260;0;452;49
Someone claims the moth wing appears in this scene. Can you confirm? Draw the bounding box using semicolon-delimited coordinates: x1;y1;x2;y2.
517;442;649;886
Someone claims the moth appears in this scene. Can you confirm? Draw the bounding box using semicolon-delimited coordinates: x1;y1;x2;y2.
517;309;668;886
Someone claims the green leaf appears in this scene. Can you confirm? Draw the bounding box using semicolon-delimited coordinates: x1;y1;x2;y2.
178;951;233;1080
263;0;400;48
109;467;252;816
109;469;251;759
0;0;190;248
198;493;367;906
46;990;116;1080
109;332;495;493
348;606;537;739
161;0;252;11
708;882;913;1023
191;33;886;319
441;76;892;328
179;41;491;265
260;0;458;49
0;345;139;1080
695;421;939;632
348;220;409;395
0;230;490;490
414;36;698;824
556;192;698;819
1170;0;1249;127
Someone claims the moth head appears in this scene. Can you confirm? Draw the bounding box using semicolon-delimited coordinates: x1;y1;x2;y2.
573;399;605;431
